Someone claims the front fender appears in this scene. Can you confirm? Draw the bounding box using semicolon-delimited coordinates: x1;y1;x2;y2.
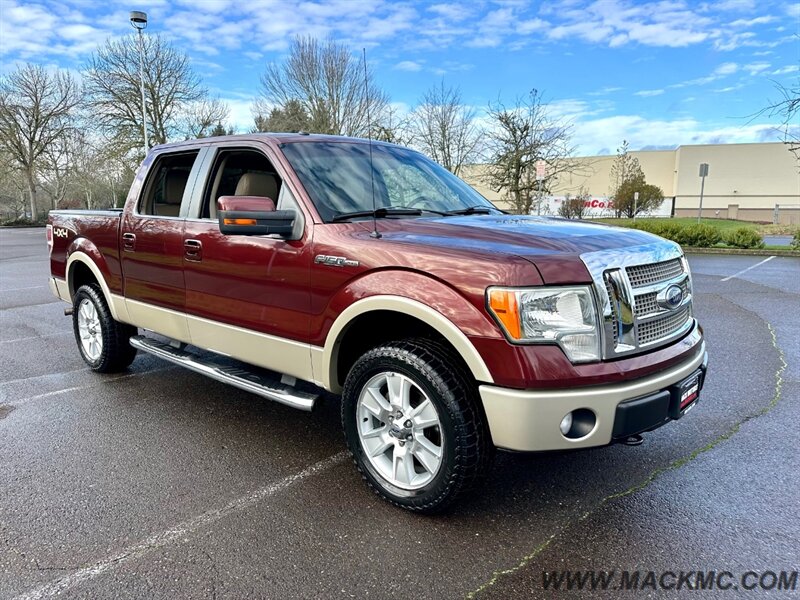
318;270;501;392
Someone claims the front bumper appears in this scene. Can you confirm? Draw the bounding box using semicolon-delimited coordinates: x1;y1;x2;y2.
479;341;708;452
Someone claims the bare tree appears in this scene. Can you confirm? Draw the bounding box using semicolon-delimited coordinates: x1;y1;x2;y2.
763;77;800;163
0;64;82;221
0;150;28;222
558;188;590;219
84;34;204;157
257;36;388;137
182;97;230;139
484;90;577;215
609;140;645;217
409;82;479;175
253;98;311;133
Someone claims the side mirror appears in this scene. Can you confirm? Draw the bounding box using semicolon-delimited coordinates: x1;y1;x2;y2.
217;195;295;237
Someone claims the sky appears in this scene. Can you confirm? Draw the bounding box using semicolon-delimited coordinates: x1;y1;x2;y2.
1;0;798;155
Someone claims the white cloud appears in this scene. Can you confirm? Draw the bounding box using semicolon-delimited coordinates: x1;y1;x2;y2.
394;60;423;72
572;115;784;155
729;15;777;27
743;62;770;75
588;86;623;96
715;62;739;75
634;89;665;97
771;65;799;75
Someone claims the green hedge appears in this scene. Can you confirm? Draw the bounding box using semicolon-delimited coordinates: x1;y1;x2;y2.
628;220;726;248
724;227;765;249
792;230;800;250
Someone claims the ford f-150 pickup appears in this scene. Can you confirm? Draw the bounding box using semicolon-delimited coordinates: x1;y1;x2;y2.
47;133;707;512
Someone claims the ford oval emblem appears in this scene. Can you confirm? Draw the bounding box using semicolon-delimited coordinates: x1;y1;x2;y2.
658;284;684;309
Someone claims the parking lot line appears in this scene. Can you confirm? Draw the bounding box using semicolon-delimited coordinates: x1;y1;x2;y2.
0;331;72;344
6;366;178;407
0;285;47;292
1;367;88;386
720;255;775;282
12;451;349;600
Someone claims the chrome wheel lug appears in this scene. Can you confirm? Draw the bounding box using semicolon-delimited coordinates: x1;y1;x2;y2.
405;434;413;441
399;441;405;447
404;420;412;428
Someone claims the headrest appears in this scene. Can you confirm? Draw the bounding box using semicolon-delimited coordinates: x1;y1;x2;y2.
235;172;278;200
165;170;189;205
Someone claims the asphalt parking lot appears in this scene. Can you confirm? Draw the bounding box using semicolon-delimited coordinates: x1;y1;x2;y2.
1;227;798;599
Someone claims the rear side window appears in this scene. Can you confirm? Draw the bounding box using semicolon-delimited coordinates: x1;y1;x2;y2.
139;151;199;217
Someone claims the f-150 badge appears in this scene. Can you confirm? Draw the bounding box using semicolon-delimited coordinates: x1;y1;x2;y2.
314;255;359;267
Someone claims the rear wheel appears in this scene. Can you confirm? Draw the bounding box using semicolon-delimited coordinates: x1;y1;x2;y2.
341;338;493;513
72;284;137;373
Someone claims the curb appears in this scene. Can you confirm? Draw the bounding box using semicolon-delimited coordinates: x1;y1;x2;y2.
683;247;799;257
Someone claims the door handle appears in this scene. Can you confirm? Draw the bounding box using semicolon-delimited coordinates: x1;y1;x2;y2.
184;239;202;261
122;232;136;252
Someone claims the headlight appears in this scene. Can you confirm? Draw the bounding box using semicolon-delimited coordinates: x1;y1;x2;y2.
487;286;601;363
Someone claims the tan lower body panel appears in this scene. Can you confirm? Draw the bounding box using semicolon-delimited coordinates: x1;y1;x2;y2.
480;342;707;452
120;299;318;385
49;277;70;302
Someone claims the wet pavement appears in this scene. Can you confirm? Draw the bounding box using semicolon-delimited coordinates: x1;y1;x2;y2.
1;227;798;599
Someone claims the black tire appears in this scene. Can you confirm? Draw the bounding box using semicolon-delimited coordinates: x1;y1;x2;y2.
341;337;494;513
72;284;137;373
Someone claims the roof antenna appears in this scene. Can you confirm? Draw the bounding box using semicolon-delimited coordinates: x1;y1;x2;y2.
363;47;381;239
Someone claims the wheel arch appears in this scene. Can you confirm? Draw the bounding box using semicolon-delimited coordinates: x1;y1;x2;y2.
66;251;130;323
321;296;494;394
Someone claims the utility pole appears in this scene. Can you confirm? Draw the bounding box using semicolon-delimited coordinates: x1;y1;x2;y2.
697;163;709;223
130;11;149;158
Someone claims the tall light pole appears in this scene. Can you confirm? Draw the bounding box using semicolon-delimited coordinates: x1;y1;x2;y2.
697;163;709;223
129;11;149;157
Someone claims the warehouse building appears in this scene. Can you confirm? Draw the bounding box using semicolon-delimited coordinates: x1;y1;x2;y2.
464;142;800;224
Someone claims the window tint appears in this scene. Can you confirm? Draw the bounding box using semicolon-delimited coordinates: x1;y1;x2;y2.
201;149;281;219
139;151;199;217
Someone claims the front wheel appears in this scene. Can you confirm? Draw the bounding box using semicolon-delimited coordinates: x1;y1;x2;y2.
72;284;137;373
341;338;494;513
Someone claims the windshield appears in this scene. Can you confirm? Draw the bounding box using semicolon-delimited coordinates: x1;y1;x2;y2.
280;141;500;223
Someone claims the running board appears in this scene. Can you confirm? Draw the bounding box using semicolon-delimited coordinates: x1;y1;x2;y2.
130;335;318;411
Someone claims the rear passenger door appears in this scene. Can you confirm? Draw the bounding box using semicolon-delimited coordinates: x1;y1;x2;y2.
120;148;206;343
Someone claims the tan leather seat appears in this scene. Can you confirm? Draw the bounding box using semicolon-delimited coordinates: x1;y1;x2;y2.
235;172;278;200
157;170;188;217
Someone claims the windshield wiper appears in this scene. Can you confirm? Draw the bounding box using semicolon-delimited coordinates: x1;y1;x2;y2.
443;205;494;216
330;207;423;223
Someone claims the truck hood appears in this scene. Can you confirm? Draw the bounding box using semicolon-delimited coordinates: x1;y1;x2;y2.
376;215;675;284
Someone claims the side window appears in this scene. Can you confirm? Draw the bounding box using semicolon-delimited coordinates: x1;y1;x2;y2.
139;151;199;217
201;149;282;219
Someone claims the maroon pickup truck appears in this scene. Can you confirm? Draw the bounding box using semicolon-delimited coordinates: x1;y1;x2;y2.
47;134;707;512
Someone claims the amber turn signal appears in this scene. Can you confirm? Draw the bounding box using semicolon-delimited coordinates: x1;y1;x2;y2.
223;218;258;226
488;289;521;339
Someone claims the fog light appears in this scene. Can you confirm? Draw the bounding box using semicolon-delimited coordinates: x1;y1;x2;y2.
560;408;597;439
559;412;573;435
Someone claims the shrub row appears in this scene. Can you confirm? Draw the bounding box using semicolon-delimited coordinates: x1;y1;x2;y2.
626;221;764;248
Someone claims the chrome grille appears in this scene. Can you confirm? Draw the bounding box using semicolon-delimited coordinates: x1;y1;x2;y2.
598;255;693;358
605;279;619;346
638;307;691;345
627;258;683;288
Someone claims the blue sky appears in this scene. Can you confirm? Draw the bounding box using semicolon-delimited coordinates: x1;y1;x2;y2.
1;0;798;155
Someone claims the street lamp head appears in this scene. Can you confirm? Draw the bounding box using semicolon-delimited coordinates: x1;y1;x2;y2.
129;11;148;30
